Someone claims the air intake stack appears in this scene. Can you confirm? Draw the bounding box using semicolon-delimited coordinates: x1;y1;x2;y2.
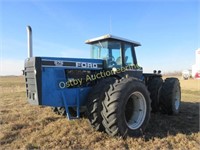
26;26;33;58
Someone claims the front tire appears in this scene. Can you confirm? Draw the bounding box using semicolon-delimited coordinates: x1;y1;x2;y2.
101;78;151;137
87;78;116;131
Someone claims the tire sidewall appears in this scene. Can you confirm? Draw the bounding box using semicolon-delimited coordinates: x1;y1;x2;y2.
171;81;181;114
117;80;151;137
159;78;181;115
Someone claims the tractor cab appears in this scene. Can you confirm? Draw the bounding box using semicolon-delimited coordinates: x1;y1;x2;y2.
85;34;141;69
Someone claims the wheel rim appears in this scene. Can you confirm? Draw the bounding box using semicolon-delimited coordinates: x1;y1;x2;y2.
174;87;181;110
125;91;147;130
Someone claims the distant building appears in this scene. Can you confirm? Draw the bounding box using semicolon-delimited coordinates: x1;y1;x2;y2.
192;48;200;79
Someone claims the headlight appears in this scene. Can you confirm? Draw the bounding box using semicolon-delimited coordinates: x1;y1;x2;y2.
112;67;117;73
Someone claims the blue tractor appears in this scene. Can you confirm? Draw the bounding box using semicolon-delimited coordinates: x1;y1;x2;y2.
24;26;181;137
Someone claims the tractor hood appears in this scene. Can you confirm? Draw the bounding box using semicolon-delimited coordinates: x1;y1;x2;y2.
24;56;103;107
32;57;104;70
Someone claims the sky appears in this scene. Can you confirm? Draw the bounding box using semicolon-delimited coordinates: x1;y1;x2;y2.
0;0;199;75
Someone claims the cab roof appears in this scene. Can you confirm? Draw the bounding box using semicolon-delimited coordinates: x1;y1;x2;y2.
85;34;141;46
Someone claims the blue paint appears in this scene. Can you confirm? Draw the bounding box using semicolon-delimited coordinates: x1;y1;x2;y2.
31;57;103;119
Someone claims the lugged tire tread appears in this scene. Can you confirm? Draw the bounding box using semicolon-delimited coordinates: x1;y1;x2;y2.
147;77;163;112
101;77;151;137
87;78;116;131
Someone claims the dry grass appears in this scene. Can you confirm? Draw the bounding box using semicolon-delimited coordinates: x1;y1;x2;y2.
0;76;199;149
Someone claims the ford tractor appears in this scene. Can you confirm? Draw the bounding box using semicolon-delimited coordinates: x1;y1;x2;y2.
24;26;181;137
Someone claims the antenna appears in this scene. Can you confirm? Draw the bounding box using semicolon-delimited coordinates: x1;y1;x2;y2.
109;15;112;34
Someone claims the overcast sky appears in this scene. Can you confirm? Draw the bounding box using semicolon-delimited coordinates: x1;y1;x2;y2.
1;0;199;75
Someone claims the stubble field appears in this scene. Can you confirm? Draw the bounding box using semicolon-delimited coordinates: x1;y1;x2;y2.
0;76;199;149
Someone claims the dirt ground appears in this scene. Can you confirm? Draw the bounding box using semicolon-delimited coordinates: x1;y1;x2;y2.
0;76;199;149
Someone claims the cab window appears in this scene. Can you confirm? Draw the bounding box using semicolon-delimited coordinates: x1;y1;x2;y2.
124;44;134;65
91;41;122;68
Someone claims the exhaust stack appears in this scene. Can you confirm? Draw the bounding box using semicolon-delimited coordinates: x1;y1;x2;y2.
26;26;33;58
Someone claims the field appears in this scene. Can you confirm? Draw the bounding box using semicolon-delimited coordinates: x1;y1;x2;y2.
0;76;199;149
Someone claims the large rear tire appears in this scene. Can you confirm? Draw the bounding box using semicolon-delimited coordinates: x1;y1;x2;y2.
147;77;163;112
87;78;116;131
101;78;151;137
159;78;181;115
